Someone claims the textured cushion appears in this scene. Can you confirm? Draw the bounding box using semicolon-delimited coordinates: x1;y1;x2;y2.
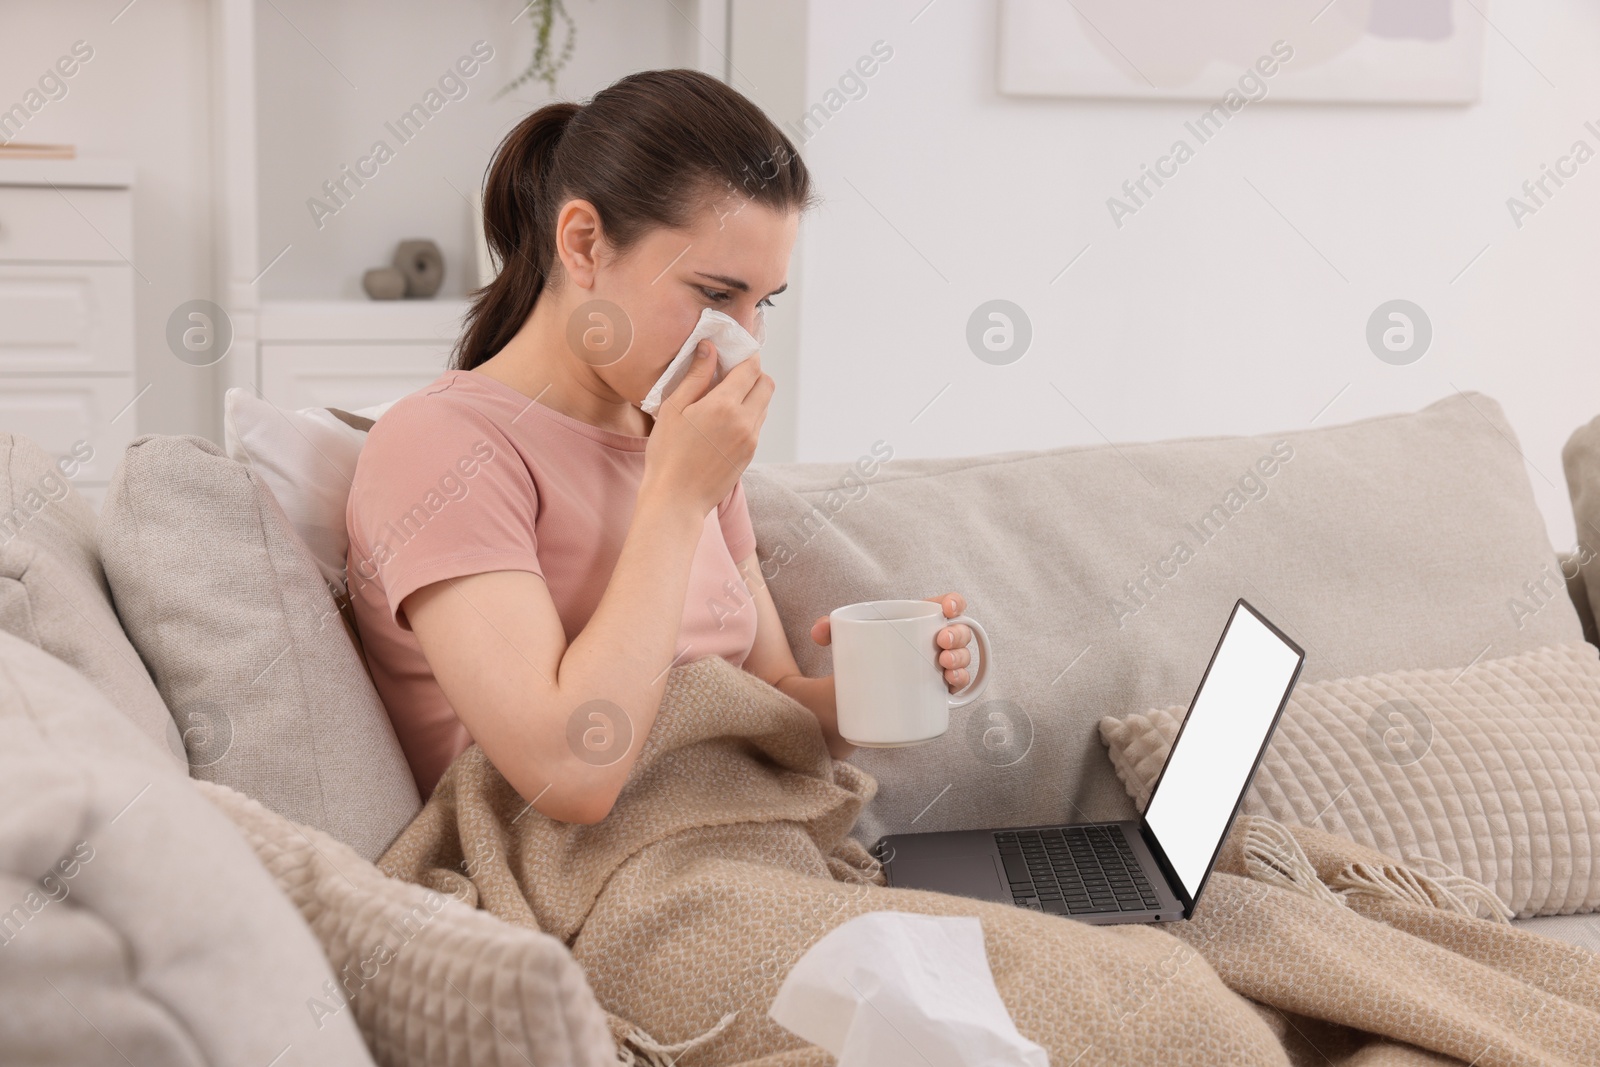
223;388;394;590
98;435;420;861
0;627;374;1065
742;392;1585;849
1563;414;1600;641
194;778;618;1067
0;434;180;768
1098;642;1600;918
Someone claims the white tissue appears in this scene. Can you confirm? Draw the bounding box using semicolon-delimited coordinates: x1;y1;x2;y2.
637;307;765;416
768;911;1049;1067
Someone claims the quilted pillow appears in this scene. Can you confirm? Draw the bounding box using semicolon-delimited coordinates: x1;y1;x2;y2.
1098;642;1600;918
193;778;618;1067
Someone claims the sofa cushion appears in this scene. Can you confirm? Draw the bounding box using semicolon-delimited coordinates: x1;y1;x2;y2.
0;628;374;1065
1562;413;1600;641
741;392;1585;848
1562;550;1598;647
0;433;180;768
1100;641;1600;918
1513;913;1600;954
97;434;421;861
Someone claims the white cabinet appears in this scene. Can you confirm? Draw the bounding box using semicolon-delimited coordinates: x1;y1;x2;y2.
0;160;137;508
255;299;468;412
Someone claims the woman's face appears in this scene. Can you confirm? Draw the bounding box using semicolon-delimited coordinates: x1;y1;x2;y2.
559;192;799;407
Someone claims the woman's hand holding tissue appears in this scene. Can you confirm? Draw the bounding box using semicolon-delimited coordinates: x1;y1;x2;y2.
641;342;774;517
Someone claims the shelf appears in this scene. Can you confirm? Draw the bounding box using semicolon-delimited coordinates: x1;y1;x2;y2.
0;158;134;189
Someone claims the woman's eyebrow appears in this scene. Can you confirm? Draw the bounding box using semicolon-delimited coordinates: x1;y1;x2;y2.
694;272;788;297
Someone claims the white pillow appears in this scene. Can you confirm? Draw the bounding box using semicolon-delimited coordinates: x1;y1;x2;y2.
223;388;395;589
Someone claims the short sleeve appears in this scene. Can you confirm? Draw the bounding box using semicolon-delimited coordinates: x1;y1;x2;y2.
347;395;543;631
717;476;757;562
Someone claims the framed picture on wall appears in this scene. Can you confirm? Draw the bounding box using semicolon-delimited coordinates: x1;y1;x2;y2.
998;0;1487;104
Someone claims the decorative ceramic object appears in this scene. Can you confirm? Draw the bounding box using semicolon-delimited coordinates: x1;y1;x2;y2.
362;266;406;300
393;239;444;299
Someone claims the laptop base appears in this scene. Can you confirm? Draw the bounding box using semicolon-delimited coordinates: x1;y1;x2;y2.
876;820;1186;925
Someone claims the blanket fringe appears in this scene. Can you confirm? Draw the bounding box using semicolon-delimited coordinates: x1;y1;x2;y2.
617;1011;739;1066
1239;817;1349;909
1239;815;1515;924
1330;857;1515;924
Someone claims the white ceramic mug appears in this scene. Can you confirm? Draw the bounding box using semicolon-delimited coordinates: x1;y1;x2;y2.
829;599;993;747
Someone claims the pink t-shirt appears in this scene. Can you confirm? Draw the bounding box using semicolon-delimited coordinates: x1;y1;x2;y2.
345;369;759;798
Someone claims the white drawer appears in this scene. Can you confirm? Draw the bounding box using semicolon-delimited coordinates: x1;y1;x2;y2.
0;265;134;372
259;343;453;411
0;376;138;483
0;185;133;263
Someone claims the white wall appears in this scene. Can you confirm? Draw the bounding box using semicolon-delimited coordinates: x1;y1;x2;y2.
730;0;809;463
791;0;1600;548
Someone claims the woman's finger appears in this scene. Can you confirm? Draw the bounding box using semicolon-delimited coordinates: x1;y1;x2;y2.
936;623;972;651
938;646;972;671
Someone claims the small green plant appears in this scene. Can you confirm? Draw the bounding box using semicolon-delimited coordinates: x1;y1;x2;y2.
496;0;579;99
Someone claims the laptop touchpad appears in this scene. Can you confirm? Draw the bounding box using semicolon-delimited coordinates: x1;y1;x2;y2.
893;852;1008;902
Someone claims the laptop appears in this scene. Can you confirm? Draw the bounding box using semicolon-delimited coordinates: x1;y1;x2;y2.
873;598;1305;924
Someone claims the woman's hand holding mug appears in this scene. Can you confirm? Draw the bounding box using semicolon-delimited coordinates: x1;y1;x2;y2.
812;592;991;747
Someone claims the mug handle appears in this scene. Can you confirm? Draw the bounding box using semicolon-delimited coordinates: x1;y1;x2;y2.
943;614;992;709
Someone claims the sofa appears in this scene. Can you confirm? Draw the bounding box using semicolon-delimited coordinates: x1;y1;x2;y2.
4;387;1600;1063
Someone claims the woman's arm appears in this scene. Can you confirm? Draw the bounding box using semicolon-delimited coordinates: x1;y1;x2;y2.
405;481;708;824
734;551;977;761
401;346;771;825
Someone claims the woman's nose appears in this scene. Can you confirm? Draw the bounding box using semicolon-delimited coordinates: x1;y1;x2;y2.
737;304;765;341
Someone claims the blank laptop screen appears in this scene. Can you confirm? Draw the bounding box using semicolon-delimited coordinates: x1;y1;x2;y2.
1143;603;1302;901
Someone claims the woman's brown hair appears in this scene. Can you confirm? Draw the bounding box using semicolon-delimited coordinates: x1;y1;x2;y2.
453;68;815;371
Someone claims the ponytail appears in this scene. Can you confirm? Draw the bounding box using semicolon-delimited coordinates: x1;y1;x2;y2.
455;101;580;371
452;69;813;371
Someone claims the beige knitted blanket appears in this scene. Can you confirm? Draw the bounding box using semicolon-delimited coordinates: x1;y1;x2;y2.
377;653;1600;1066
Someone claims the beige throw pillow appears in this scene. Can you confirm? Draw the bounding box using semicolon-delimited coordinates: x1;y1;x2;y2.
97;435;421;861
1098;642;1600;918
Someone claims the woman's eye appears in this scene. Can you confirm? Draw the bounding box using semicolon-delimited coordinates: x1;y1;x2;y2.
699;286;776;308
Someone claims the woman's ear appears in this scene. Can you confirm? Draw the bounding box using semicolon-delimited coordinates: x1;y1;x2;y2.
554;197;605;290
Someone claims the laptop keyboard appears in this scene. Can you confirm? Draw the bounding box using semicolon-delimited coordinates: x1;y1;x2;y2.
996;826;1160;916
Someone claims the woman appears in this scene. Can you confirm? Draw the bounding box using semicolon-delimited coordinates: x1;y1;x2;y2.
350;71;1307;1067
345;68;979;823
